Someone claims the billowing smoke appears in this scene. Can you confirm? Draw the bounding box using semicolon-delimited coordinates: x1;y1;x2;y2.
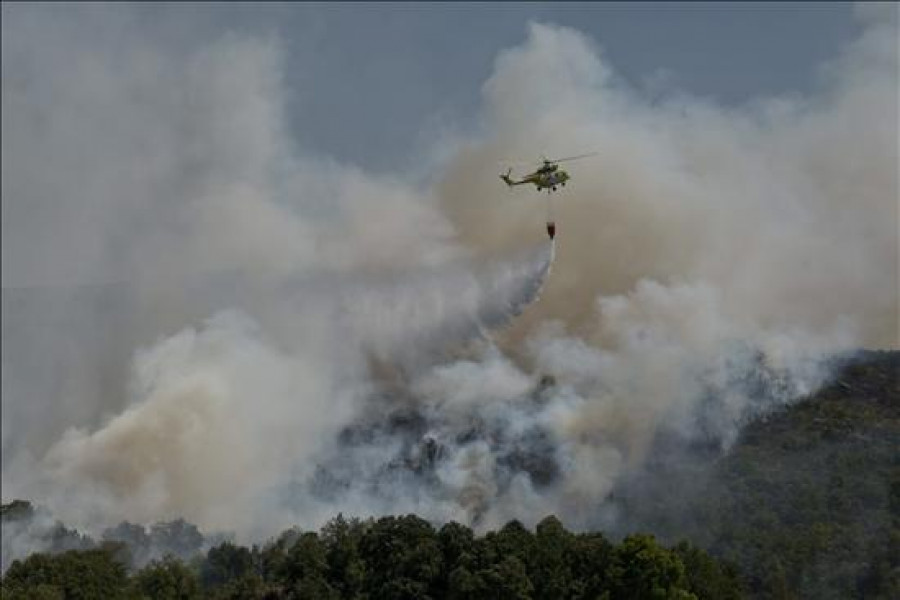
441;10;897;351
2;2;897;567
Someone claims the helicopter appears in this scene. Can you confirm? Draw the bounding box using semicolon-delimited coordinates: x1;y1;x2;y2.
499;153;597;192
499;153;597;239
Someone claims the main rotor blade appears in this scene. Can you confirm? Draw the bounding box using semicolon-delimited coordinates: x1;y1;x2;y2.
497;158;541;171
549;152;598;163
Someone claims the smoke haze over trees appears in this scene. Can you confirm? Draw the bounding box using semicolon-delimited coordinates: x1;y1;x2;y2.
3;351;897;598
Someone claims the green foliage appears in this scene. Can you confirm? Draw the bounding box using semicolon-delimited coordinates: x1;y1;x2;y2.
202;541;255;589
531;515;576;599
148;519;204;560
569;532;614;599
205;572;273;600
131;555;201;599
1;513;740;599
258;527;300;583
0;582;65;600
437;520;476;568
357;514;442;599
446;564;480;599
473;555;534;600
674;542;743;600
607;534;691;600
1;547;129;599
321;513;368;599
696;352;900;599
283;531;337;598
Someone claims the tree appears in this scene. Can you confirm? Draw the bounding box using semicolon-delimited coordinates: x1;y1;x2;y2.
202;541;255;588
283;532;337;599
489;520;536;568
570;532;614;599
608;534;692;600
321;514;368;599
532;515;575;599
131;555;201;599
259;528;300;584
149;519;204;561
1;548;129;599
674;541;743;600
206;573;272;600
358;515;441;600
436;521;477;595
473;555;534;600
102;522;151;567
0;507;747;599
1;582;64;600
437;521;476;569
446;564;481;600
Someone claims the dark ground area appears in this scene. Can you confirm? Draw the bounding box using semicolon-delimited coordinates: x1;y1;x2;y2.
613;350;899;599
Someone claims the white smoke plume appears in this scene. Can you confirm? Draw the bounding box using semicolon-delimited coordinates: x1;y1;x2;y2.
2;2;897;566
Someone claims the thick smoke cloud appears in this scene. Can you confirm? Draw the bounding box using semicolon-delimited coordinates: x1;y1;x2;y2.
441;13;897;350
2;2;897;567
1;3;551;542
425;8;896;529
1;4;460;475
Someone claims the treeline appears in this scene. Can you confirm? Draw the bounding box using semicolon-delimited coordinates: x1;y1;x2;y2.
1;500;209;571
1;512;742;599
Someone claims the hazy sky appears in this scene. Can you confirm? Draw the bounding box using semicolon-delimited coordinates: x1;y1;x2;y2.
103;2;864;171
0;2;885;289
287;2;863;170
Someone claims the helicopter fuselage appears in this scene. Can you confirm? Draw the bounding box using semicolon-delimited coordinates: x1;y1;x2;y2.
500;153;594;192
499;153;595;238
502;167;570;191
524;168;569;191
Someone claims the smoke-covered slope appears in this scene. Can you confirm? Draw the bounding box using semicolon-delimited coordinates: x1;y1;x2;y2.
611;350;900;599
3;350;896;600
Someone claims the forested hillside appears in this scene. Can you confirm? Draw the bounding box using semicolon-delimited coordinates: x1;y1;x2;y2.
613;350;899;599
2;351;896;599
704;351;899;599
